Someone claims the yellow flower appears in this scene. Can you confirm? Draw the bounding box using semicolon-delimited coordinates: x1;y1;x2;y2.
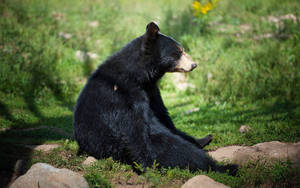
201;2;212;15
192;1;202;16
192;1;201;9
192;0;217;16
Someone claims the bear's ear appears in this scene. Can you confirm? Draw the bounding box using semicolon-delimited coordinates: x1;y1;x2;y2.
142;22;160;53
146;22;160;37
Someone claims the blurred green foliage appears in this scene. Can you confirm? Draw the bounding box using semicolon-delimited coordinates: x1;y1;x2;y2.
1;0;299;104
162;0;300;104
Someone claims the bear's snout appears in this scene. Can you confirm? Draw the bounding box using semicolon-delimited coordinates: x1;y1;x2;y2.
172;52;198;72
191;63;197;70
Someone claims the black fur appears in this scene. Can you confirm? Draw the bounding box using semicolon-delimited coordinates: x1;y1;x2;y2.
74;22;237;175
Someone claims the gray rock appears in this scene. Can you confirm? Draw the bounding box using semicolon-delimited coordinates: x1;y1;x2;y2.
185;108;200;115
24;144;60;152
208;145;247;163
82;156;97;166
182;175;229;188
208;141;300;167
239;125;251;133
10;163;89;188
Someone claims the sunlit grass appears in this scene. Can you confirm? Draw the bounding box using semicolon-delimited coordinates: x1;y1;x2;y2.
1;0;300;187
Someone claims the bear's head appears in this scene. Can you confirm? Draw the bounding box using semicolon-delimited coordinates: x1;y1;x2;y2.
142;22;197;74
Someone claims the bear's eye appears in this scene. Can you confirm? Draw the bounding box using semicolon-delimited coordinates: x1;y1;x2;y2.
172;52;181;59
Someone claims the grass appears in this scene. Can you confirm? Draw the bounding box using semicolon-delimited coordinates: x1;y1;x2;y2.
163;91;300;148
27;141;299;187
1;0;300;187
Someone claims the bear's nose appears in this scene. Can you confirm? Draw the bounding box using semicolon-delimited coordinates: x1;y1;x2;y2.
191;64;197;70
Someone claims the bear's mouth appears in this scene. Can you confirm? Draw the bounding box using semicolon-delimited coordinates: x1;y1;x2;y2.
170;52;197;73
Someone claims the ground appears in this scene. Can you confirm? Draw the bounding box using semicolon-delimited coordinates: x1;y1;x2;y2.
1;92;300;187
1;0;300;187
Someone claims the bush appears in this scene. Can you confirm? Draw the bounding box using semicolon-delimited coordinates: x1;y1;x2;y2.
0;0;79;99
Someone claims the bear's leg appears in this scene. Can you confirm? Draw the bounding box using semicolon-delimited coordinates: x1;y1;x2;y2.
196;134;213;148
76;146;85;156
135;125;238;175
171;129;213;149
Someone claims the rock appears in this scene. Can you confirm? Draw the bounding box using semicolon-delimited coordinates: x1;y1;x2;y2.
88;21;99;28
75;50;85;62
185;108;200;115
176;83;195;91
208;146;247;163
24;144;60;152
239;125;251;133
182;175;229;188
207;72;213;80
58;32;72;40
171;72;195;91
240;24;251;34
10;163;89;188
51;11;65;21
86;52;99;59
235;141;300;166
209;141;300;167
82;156;97;166
75;50;99;62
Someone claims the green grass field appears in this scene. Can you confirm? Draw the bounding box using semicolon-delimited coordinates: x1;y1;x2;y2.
1;0;300;187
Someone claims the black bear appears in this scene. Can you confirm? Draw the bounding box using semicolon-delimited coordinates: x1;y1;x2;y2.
74;22;237;175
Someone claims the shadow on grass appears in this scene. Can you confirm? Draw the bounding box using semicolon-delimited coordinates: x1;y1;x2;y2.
0;113;73;187
0;105;74;187
170;100;299;124
0;144;32;188
0;67;76;187
170;101;300;144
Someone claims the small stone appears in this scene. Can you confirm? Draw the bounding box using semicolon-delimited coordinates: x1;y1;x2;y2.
88;21;99;28
10;163;89;188
185;108;200;115
75;51;99;62
75;50;85;62
268;15;280;23
24;144;60;152
96;39;102;45
177;83;195;91
171;73;195;91
239;125;251;133
52;11;65;21
207;72;213;80
279;14;297;23
182;175;229;188
240;24;251;33
59;32;72;40
86;52;99;59
82;156;97;166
